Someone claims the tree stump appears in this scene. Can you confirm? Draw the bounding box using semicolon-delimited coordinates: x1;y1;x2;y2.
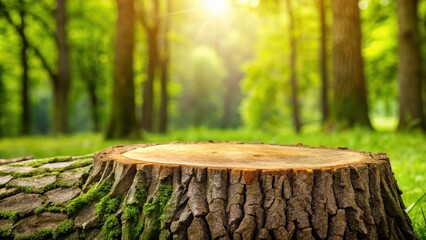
0;142;415;239
87;142;414;239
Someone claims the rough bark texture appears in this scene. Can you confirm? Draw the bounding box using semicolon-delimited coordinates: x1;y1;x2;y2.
286;0;301;133
18;0;30;135
158;0;171;133
106;0;137;139
54;0;71;134
140;0;160;132
332;0;371;128
397;0;425;130
0;143;415;239
319;0;328;125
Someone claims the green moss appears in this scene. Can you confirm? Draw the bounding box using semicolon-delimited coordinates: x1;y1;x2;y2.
96;196;122;217
66;179;113;216
52;219;73;239
11;168;49;178
60;158;93;172
0;211;18;221
103;214;121;240
142;184;172;216
11;154;94;168
0;228;12;238
96;195;123;240
121;184;148;240
141;184;173;239
6;179;57;194
15;229;52;240
11;156;73;168
46;205;64;213
33;205;46;215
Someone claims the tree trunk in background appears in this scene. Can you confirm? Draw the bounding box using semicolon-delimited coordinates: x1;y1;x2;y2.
88;79;100;132
142;31;158;132
319;0;328;125
141;0;160;132
0;65;4;137
397;0;425;130
18;0;30;135
54;0;70;134
286;0;301;133
158;0;171;133
106;0;137;139
222;69;243;129
332;0;371;128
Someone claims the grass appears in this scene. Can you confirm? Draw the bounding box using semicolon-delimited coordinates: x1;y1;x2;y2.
1;127;425;236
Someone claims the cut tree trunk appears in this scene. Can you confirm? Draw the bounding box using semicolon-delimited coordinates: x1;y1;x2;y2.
0;143;415;239
91;143;414;239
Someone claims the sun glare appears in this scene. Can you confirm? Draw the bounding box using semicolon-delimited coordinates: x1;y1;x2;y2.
203;0;227;15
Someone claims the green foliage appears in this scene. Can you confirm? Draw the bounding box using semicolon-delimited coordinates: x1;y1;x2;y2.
240;6;320;130
175;46;227;128
66;179;113;216
0;64;5;138
361;0;398;119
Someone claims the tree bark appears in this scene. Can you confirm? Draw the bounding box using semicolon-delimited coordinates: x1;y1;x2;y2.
286;0;301;133
53;0;70;134
106;0;137;139
332;0;371;128
0;65;4;137
319;0;329;125
18;0;30;135
140;0;160;132
397;0;425;130
158;0;171;133
84;143;414;239
0;143;416;239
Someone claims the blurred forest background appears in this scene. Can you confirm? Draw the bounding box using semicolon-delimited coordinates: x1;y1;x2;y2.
1;0;426;236
0;0;425;137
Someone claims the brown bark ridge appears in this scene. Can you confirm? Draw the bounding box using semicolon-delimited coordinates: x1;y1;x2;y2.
0;143;415;239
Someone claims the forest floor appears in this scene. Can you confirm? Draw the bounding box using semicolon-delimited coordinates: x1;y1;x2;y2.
1;128;425;237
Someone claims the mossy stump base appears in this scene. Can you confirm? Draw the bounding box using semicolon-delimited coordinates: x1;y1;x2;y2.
88;142;414;240
0;142;415;239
